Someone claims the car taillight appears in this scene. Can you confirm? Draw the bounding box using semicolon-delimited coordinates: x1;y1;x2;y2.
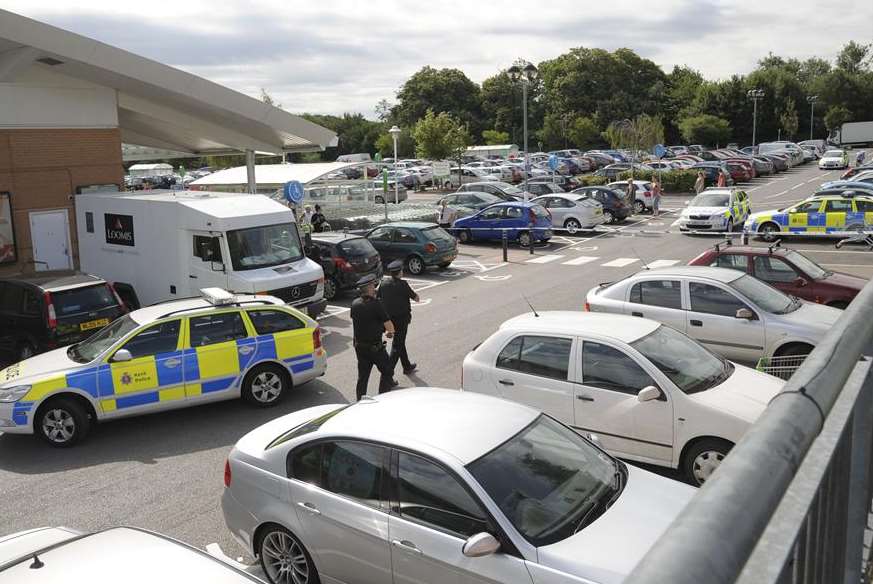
333;257;353;272
44;292;57;329
424;242;437;253
224;459;232;487
584;302;591;312
313;327;322;349
108;283;126;311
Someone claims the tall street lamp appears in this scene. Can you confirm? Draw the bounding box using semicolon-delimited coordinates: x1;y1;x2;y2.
747;89;765;148
389;125;401;214
807;95;819;141
508;60;538;201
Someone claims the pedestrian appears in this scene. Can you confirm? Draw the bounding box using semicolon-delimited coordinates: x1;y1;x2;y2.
694;171;706;194
717;169;727;187
856;150;866;167
302;205;314;227
438;199;457;228
626;177;637;208
311;204;327;232
651;175;662;217
350;273;398;400
378;260;420;375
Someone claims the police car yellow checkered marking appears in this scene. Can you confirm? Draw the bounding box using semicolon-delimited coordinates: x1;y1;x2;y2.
159;387;185;402
22;376;67;402
195;341;240;379
111;358;159;395
826;213;846;228
274;330;314;360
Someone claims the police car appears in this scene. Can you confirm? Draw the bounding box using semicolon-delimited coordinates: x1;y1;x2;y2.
744;192;873;241
673;187;751;232
0;288;326;446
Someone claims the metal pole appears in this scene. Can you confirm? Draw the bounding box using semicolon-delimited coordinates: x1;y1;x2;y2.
523;80;529;201
810;101;815;141
245;149;256;194
502;230;508;262
752;98;758;148
393;135;399;204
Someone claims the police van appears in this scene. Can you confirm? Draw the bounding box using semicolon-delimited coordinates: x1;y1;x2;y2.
74;190;326;315
0;289;326;446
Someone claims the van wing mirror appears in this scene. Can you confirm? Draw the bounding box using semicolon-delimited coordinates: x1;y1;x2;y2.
211;260;225;272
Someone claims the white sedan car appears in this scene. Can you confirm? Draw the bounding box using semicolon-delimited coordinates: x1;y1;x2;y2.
222;388;694;584
531;193;606;233
462;312;783;486
585;266;840;363
819;149;848;170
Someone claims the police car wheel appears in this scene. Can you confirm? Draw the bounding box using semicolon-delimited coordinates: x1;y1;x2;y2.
758;223;779;242
243;365;289;407
36;397;90;447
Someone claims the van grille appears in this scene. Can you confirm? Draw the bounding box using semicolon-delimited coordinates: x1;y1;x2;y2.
268;281;318;303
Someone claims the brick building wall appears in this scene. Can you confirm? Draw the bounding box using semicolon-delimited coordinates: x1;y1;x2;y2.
0;128;123;277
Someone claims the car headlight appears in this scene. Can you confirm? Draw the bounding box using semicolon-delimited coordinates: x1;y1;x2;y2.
0;385;31;403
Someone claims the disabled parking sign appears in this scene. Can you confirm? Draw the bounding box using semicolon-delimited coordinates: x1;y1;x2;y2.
548;154;560;171
283;180;304;204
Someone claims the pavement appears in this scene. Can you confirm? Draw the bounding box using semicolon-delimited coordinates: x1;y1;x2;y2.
2;159;872;563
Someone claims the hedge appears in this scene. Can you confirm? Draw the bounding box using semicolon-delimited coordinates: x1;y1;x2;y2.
614;169;698;193
574;175;609;187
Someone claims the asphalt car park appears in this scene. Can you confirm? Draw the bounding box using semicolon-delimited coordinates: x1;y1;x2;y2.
3;154;873;569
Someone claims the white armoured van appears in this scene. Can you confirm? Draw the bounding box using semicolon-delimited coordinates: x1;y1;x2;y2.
74;190;326;314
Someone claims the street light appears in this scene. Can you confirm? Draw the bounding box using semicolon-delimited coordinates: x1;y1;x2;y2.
388;125;401;217
747;89;765;148
508;60;538;201
807;95;819;141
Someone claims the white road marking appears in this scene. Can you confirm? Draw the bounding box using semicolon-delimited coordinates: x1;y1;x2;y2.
319;305;350;319
562;256;599;266
526;254;565;264
601;257;638;267
475;274;513;281
645;259;681;268
572;245;600;252
765;189;790;199
789;183;804;190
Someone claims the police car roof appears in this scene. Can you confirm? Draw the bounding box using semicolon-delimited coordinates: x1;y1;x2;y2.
130;295;284;324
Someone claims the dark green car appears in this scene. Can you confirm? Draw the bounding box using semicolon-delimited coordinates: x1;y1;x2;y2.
365;222;458;275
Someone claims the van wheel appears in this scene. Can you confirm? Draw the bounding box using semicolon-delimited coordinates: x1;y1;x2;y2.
36;397;90;447
242;364;290;407
683;438;733;486
405;255;425;275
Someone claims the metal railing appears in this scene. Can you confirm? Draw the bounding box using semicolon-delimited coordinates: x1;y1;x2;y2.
625;278;873;584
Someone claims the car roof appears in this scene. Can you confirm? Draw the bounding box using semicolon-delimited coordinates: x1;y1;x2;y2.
130;294;284;324
705;245;789;256
695;188;739;196
0;527;260;583
0;272;105;291
501;311;660;343
633;265;745;283
309;232;364;243
309;388;539;464
381;222;439;229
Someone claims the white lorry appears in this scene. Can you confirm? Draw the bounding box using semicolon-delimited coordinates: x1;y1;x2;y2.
838;121;873;147
74;190;326;315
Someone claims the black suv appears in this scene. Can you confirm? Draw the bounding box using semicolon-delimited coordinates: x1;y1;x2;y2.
307;233;383;300
0;273;127;363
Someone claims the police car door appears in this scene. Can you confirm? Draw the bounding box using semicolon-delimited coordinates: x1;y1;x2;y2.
100;319;184;417
788;200;825;233
184;310;251;401
190;232;229;290
824;198;852;233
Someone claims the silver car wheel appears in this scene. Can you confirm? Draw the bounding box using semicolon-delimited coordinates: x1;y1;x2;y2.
692;449;725;484
564;219;581;234
251;372;283;403
406;256;424;275
262;531;310;584
42;409;75;444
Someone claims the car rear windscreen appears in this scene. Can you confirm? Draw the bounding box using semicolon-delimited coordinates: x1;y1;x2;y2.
53;285;117;317
421;226;455;241
531;205;550;218
337;238;377;256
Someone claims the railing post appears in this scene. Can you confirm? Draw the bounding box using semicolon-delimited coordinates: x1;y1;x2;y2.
843;363;873;583
502;229;508;262
528;221;534;255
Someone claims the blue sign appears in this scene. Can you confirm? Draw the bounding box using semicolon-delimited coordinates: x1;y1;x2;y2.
283;180;304;204
548;154;560;171
653;144;667;159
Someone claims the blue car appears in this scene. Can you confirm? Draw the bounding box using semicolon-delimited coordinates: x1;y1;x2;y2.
452;202;553;246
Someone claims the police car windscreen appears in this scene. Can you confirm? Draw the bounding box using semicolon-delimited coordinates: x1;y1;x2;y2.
691;193;729;207
227;222;303;271
54;284;118;317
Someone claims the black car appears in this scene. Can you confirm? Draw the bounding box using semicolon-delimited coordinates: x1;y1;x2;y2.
691;163;735;186
456;182;524;202
571;186;631;224
307;233;383;300
0;273;127;363
526;182;565;197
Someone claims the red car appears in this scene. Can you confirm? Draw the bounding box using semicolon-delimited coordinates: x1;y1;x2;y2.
688;242;866;308
725;161;751;183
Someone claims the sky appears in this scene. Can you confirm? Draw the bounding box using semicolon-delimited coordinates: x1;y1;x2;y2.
4;1;873;118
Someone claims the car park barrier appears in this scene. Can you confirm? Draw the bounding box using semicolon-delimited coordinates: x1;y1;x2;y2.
625;276;873;584
756;354;808;381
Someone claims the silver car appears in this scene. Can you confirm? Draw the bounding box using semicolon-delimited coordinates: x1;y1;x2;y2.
222;388;693;584
585;266;840;363
531;194;606;233
0;526;263;583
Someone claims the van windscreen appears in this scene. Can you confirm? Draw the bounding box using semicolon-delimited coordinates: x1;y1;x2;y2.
227;222;304;271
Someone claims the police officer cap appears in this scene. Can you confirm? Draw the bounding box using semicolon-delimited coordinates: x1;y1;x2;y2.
387;260;403;273
356;273;379;288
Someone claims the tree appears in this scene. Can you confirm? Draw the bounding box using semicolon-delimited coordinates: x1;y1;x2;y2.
779;97;799;139
413;110;471;161
603;114;664;152
566;116;601;150
374;99;393;122
481;70;544;145
482;129;510;145
375;131;416;159
393;67;483;135
836;41;870;75
259;88;281;109
824;105;852;130
678;114;732;146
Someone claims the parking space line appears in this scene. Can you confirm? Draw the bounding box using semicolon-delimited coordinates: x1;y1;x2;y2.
526;254;564;264
645;259;680;268
562;256;599;266
790;183;804;190
765;189;790;199
601;257;638;267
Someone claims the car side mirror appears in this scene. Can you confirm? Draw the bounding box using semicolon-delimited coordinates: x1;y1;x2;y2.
637;386;662;402
736;307;754;320
462;532;501;558
112;349;132;363
587;433;602;447
793;277;808;287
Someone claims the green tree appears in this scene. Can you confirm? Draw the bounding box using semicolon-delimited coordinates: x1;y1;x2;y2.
779;97;799;139
836;41;871;75
603;114;664;152
678;114;732;146
413;110;472;160
566;116;601;149
482;129;510;145
824;105;852;130
375;131;416;159
480;70;544;145
393;67;483;135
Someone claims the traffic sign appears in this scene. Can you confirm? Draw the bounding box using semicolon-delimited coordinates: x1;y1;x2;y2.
548;154;559;171
283;180;304;204
374;152;382;162
653;144;667;159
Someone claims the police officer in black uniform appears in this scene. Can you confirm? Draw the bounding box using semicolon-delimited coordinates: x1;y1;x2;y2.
350;273;397;400
378;260;420;375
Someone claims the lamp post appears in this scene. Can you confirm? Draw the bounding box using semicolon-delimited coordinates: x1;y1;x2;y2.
508;61;538;201
747;89;765;148
388;125;401;220
806;95;818;141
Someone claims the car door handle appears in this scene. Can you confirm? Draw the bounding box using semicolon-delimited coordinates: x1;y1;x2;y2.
163;358;181;368
577;395;595;402
189;275;198;279
391;540;423;555
238;345;255;355
498;379;515;386
297;502;321;516
690;320;703;327
631;311;643;317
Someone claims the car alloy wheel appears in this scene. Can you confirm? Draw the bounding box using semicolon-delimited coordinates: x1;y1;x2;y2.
634;200;646;214
42;408;75;444
518;231;532;247
323;277;338;301
564;218;581;234
243;365;289;407
405;255;424;275
260;528;315;584
37;397;90;447
603;210;615;224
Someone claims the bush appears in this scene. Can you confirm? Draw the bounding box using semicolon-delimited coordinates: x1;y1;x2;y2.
615;169;698;193
574;175;609;187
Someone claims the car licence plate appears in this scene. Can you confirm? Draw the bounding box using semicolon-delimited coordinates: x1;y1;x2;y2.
80;318;109;331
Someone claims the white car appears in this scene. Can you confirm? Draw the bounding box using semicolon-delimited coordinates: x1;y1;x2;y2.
462;312;784;485
0;526;263;583
672;188;751;233
222;388;694;584
819;149;849;169
531;193;606;233
606;180;655;214
585;266;841;363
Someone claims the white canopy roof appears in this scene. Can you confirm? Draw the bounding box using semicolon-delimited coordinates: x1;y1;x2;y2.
191;162;363;187
0;9;337;156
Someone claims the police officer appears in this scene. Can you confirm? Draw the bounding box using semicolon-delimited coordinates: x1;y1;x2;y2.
350;273;397;400
378;260;420;375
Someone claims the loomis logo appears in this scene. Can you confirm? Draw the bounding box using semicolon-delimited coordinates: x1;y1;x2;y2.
120;372;132;385
104;213;135;246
